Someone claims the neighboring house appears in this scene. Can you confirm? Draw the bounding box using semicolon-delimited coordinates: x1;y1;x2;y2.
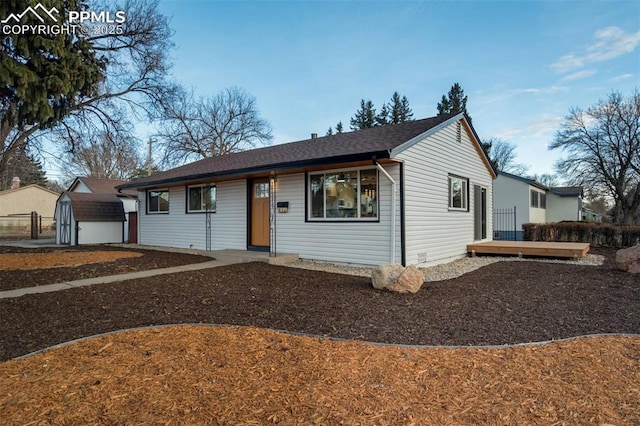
119;113;496;267
0;182;59;218
493;171;583;240
0;180;59;231
582;207;603;223
55;177;138;245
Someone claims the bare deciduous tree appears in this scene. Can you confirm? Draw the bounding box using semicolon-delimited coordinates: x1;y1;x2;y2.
530;173;560;187
484;138;529;175
157;87;273;166
58;129;143;181
550;90;640;224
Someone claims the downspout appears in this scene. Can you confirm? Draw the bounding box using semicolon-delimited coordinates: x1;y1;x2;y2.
373;157;396;264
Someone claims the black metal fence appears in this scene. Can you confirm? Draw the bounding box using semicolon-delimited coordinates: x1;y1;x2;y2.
493;206;517;241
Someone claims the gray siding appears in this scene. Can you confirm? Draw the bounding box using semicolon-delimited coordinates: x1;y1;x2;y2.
397;120;494;266
138;180;246;250
274;166;401;266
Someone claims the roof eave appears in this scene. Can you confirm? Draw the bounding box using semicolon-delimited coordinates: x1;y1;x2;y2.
118;150;392;190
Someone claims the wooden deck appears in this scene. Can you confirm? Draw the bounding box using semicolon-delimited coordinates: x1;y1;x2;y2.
467;241;590;259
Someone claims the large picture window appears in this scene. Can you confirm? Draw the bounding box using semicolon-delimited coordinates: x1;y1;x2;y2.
147;189;169;214
188;184;217;213
448;175;468;211
308;168;378;220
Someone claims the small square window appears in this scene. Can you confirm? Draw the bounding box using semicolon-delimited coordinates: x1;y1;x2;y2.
188;184;216;213
147;189;169;214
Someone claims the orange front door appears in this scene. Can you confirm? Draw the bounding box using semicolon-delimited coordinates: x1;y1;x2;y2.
251;179;270;247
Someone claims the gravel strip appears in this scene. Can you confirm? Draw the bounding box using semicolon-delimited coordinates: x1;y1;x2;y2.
287;253;605;281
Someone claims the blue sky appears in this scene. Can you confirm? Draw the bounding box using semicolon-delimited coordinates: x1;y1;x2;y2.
150;0;639;178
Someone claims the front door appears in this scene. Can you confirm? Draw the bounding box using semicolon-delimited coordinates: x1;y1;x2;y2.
474;185;487;240
250;179;270;247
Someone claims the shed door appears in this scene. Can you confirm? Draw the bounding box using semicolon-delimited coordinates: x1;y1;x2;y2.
250;179;270;247
59;201;71;245
128;212;138;244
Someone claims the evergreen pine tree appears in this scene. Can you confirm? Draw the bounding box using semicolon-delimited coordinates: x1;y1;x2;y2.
388;92;413;124
399;95;413;122
436;95;451;116
0;145;48;190
437;83;471;124
0;0;105;130
335;121;343;134
376;103;390;126
350;100;376;130
326;127;333;136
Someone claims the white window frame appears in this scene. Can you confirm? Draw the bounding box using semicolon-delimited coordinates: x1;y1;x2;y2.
448;175;468;211
147;188;169;214
187;184;217;213
307;167;379;221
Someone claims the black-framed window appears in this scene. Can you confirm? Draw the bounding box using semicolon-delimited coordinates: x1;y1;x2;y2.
187;184;216;213
448;175;468;211
308;168;378;220
147;189;169;214
530;190;547;209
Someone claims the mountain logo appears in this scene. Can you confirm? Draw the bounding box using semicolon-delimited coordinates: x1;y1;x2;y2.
1;3;59;24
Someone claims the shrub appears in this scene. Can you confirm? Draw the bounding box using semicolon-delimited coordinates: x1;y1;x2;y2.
522;222;640;248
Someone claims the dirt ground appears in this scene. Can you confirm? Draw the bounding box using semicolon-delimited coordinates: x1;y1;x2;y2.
0;246;638;424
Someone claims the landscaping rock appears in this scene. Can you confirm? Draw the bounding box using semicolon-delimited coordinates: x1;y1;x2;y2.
616;245;640;273
372;264;425;293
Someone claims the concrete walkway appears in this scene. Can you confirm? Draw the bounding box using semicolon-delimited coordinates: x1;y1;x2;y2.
0;248;298;300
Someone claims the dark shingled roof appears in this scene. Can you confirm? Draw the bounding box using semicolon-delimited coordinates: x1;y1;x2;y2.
120;114;459;189
550;186;583;197
72;177;137;197
65;192;125;222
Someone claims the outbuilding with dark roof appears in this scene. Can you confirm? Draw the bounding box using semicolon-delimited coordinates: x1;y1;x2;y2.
119;113;495;266
55;178;137;245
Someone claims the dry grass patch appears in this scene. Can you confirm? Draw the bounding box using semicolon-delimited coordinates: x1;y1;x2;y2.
0;325;638;425
0;251;143;270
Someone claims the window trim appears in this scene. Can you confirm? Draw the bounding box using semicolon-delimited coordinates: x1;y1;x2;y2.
186;183;217;214
146;188;169;214
306;167;380;222
448;174;469;211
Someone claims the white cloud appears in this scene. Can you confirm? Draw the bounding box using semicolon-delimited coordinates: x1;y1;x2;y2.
494;115;563;141
477;86;567;104
551;26;640;73
560;69;598;81
609;73;634;82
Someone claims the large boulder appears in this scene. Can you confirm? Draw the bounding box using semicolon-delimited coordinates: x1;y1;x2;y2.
616;245;640;273
371;264;425;293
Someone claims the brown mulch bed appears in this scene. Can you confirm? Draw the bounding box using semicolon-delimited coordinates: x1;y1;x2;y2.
0;245;212;291
0;247;638;362
0;247;639;423
0;326;638;424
